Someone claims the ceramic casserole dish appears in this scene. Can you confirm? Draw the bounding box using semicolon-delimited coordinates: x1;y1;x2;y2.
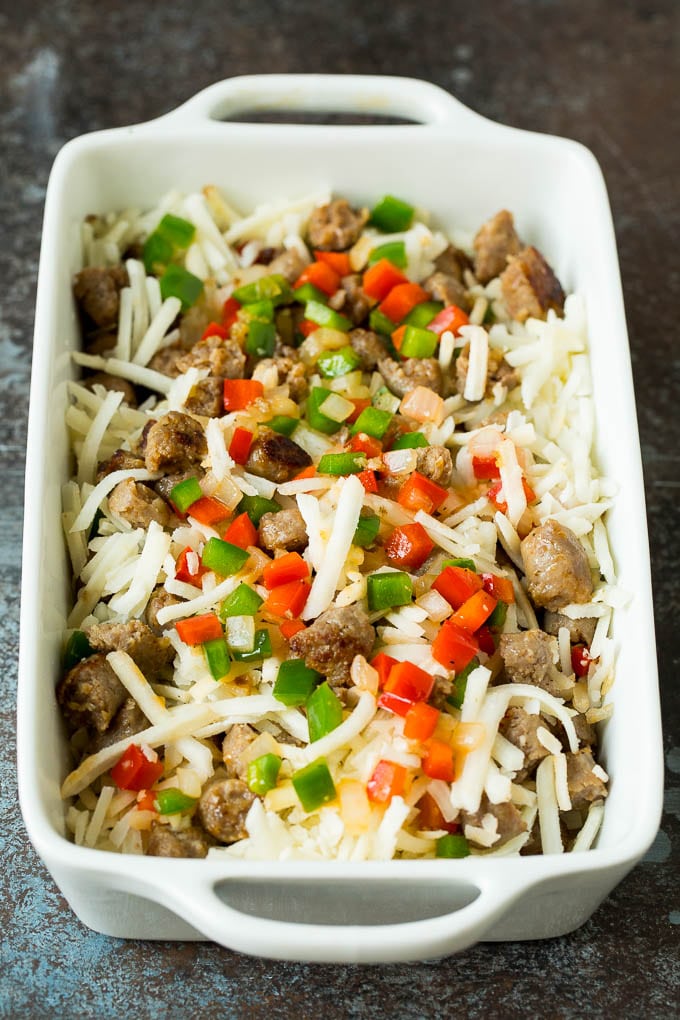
18;74;663;963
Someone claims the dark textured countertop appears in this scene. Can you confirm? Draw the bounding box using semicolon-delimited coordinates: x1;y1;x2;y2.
1;1;678;1016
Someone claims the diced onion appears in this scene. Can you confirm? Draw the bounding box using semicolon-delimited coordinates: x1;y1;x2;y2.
319;392;355;423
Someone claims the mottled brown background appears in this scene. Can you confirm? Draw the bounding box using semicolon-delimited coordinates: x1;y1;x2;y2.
1;1;678;1017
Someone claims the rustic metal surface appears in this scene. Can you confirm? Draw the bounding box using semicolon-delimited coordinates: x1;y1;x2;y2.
1;1;678;1016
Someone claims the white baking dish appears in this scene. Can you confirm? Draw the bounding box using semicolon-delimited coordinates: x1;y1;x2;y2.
18;74;663;963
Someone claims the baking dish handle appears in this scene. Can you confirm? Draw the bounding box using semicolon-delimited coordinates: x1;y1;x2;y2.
138;868;522;963
151;74;496;134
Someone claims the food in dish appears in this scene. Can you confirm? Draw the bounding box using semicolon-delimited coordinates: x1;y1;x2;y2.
57;187;619;861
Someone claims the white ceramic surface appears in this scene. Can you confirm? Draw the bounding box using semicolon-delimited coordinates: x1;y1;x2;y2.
18;74;663;964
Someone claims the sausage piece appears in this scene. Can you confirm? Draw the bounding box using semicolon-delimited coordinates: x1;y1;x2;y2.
222;724;258;782
378;357;443;398
175;333;246;380
258;507;308;553
349;328;387;371
108;479;172;529
500;246;565;322
96;448;145;483
145;588;183;635
543;610;597;646
307;199;368;251
289;604;375;688
423;271;470;312
143;411;207;474
498;706;550;781
56;653;127;734
521;519;593;612
499;630;560;695
87;619;174;678
73;265;128;328
472;210;521;284
184;377;226;418
461;794;527;848
244;428;311;484
455;343;520;398
88;696;148;754
146;824;212;858
198;779;255;843
565;749;608;809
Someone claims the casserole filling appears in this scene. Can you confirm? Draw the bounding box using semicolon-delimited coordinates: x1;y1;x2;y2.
57;190;618;860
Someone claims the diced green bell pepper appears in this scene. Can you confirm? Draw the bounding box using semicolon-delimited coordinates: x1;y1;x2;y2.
306;387;344;435
273;658;323;707
142;232;173;274
487;600;507;630
265;415;299;437
293;282;329;305
369;308;397;337
390;431;429;450
317;346;361;378
170;476;203;513
143;213;195;273
372;386;401;414
368;240;407;268
317;452;367;476
220;583;263;619
156;788;198;815
63;630;94;671
304;300;351;332
403;301;443;328
292;757;337;812
366;570;413;612
442;557;477;572
370;195;414;233
435;834;471;858
446;657;480;710
232;274;292;306
247;753;282;795
245;319;276;357
203;636;231;680
237;494;281;525
400;325;438;358
353;512;380;548
307;682;344;743
242;298;275;322
201;537;249;577
159;264;204;309
231;628;272;662
350;406;393;439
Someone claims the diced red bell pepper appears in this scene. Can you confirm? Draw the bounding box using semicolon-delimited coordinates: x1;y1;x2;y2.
417;792;458;833
366;760;407;804
280;619;306;640
432;566;482;609
476;625;496;655
346;398;371;424
293;465;317;481
403;702;440;741
222;296;242;330
384;522;435;571
481;573;515;604
379;283;430;324
432;619;479;671
201;320;229;341
391;324;407;351
136;790;158;813
263;579;310;618
357;469;378;493
384;660;434;703
175;546;207;585
422;740;455;782
188;496;231;526
450;589;498;633
397;472;449;515
224;511;257;550
429;304;470;337
471;453;501;480
223;379;264;412
314;250;351;277
487;477;536;514
175;612;223;646
294;260;341;296
228;426;254;465
362;259;409;301
111;744;164;792
378;690;414;717
262;552;309;590
298;319;318;338
350;432;383;458
571;644;593;678
371;652;398;688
